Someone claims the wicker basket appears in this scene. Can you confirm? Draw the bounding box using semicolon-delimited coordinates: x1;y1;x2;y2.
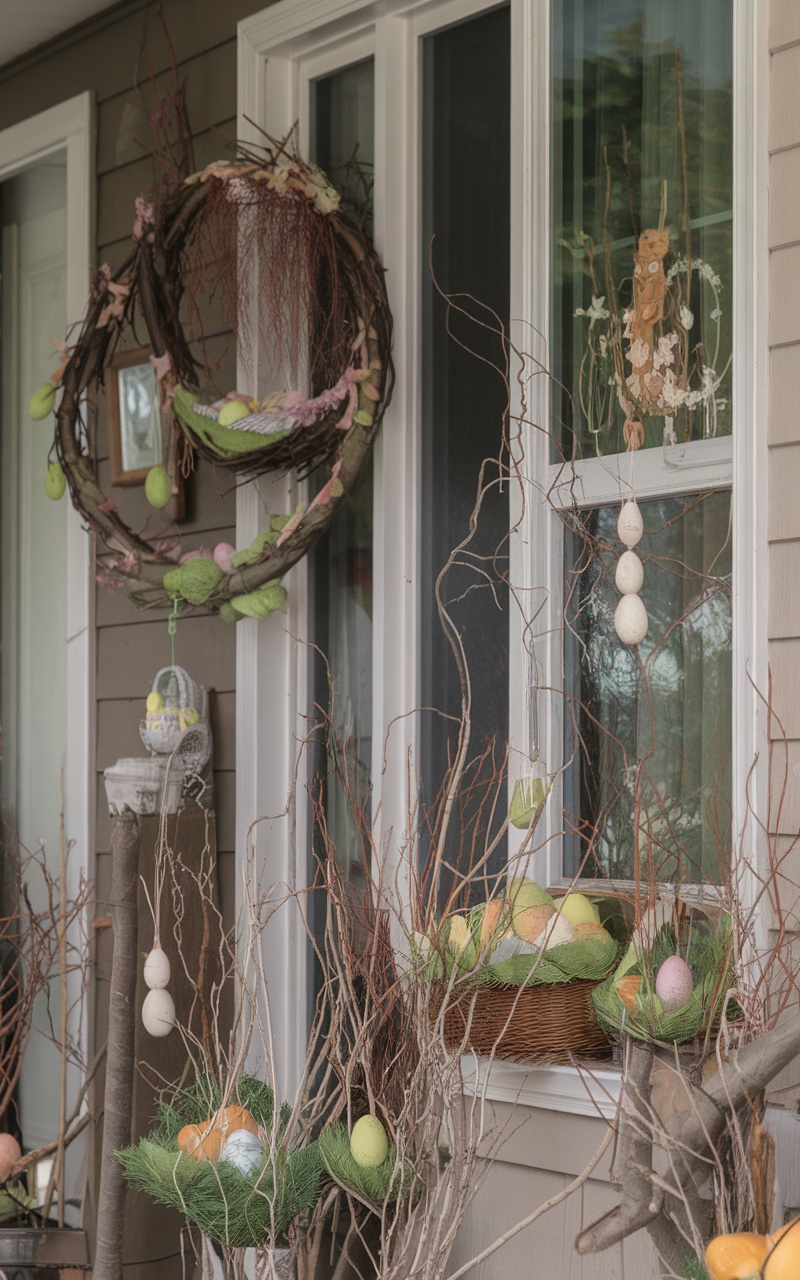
430;980;612;1065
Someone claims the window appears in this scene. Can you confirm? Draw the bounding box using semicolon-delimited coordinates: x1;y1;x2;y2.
545;1;735;888
239;0;763;1096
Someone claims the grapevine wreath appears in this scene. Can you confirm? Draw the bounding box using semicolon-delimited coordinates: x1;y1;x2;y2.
47;140;393;619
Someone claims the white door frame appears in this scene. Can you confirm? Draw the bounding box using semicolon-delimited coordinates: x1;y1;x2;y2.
0;92;96;1118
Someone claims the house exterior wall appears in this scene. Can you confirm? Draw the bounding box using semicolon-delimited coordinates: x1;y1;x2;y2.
0;2;269;1275
769;2;800;959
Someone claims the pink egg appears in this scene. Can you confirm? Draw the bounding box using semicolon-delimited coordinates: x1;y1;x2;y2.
213;542;236;574
655;955;694;1013
0;1133;21;1183
179;546;212;564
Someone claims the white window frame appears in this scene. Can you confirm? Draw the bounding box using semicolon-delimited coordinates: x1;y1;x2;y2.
0;90;95;1176
237;0;769;1109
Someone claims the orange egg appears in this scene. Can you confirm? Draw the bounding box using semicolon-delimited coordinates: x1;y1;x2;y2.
615;975;642;1011
177;1121;223;1163
479;899;505;950
763;1218;800;1279
214;1104;259;1137
705;1231;770;1280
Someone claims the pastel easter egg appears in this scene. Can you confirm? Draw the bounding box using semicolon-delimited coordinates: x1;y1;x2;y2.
142;987;175;1037
45;461;66;501
615;550;644;595
213;542;236;574
614;593;648;645
350;1115;389;1168
145;465;171;509
655;955;693;1013
218;399;250;427
143;948;170;990
618;500;644;547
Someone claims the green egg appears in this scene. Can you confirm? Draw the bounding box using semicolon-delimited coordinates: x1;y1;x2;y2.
45;460;66;500
29;382;57;421
218;400;250;427
145;465;171;509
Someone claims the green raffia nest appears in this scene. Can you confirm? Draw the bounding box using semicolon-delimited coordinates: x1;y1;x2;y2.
478;930;618;987
118;1076;323;1248
318;1124;417;1208
414;907;618;989
591;918;736;1045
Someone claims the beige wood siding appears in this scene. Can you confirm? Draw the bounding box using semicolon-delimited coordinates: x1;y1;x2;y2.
449;1105;659;1279
769;10;800;854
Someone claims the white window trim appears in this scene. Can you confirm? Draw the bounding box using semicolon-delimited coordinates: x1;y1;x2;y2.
236;0;770;1106
0;91;96;1161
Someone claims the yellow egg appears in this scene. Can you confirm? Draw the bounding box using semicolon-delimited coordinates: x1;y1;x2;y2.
184;708;199;726
218;399;250;427
349;1115;388;1168
146;691;164;714
554;893;601;927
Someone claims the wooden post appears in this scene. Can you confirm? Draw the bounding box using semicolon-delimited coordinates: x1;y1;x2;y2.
93;808;140;1280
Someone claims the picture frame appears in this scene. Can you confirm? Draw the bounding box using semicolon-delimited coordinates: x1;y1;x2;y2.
107;345;167;486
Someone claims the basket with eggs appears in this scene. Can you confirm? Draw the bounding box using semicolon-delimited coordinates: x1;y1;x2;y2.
419;879;623;1064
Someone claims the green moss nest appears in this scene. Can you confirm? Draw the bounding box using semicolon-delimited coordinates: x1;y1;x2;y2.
117;1075;323;1248
318;1123;417;1208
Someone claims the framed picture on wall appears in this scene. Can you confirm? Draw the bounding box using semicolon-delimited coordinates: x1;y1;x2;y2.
107;345;166;486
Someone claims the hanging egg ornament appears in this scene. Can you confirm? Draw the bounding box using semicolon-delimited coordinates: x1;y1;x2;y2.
142;987;176;1037
614;593;649;646
220;1128;265;1176
143;948;171;990
617;500;643;547
615;550;644;595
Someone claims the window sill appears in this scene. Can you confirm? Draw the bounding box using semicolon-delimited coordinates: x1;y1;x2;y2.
461;1056;622;1120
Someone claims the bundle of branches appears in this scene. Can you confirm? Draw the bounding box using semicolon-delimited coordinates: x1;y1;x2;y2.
118;1074;323;1249
0;820;93;1223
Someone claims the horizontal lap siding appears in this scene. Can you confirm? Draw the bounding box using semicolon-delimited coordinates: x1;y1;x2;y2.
449;1107;659;1279
768;6;800;942
765;4;800;1119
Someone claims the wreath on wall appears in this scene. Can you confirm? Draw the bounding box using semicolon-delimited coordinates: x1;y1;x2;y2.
42;138;393;621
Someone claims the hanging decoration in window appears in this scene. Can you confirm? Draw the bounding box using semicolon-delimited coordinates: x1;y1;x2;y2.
33;136;394;620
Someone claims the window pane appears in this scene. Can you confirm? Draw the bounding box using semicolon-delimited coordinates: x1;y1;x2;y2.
420;7;510;897
310;60;375;875
563;490;732;884
551;1;733;460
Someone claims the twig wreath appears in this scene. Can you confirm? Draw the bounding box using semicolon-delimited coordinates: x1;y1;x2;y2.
48;138;393;619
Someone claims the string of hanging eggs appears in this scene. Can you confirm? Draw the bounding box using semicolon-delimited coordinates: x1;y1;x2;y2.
614;422;648;647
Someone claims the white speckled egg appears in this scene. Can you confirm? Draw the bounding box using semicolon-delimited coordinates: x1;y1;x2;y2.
221;1128;265;1176
615;550;644;595
143;948;171;990
655;955;694;1013
142;987;176;1037
614;594;648;646
618;500;644;547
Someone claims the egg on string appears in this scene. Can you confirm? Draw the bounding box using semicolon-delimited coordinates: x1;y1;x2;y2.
614;593;649;646
220;1128;265;1176
618;500;643;547
143;948;171;990
142;987;176;1037
615;550;644;596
